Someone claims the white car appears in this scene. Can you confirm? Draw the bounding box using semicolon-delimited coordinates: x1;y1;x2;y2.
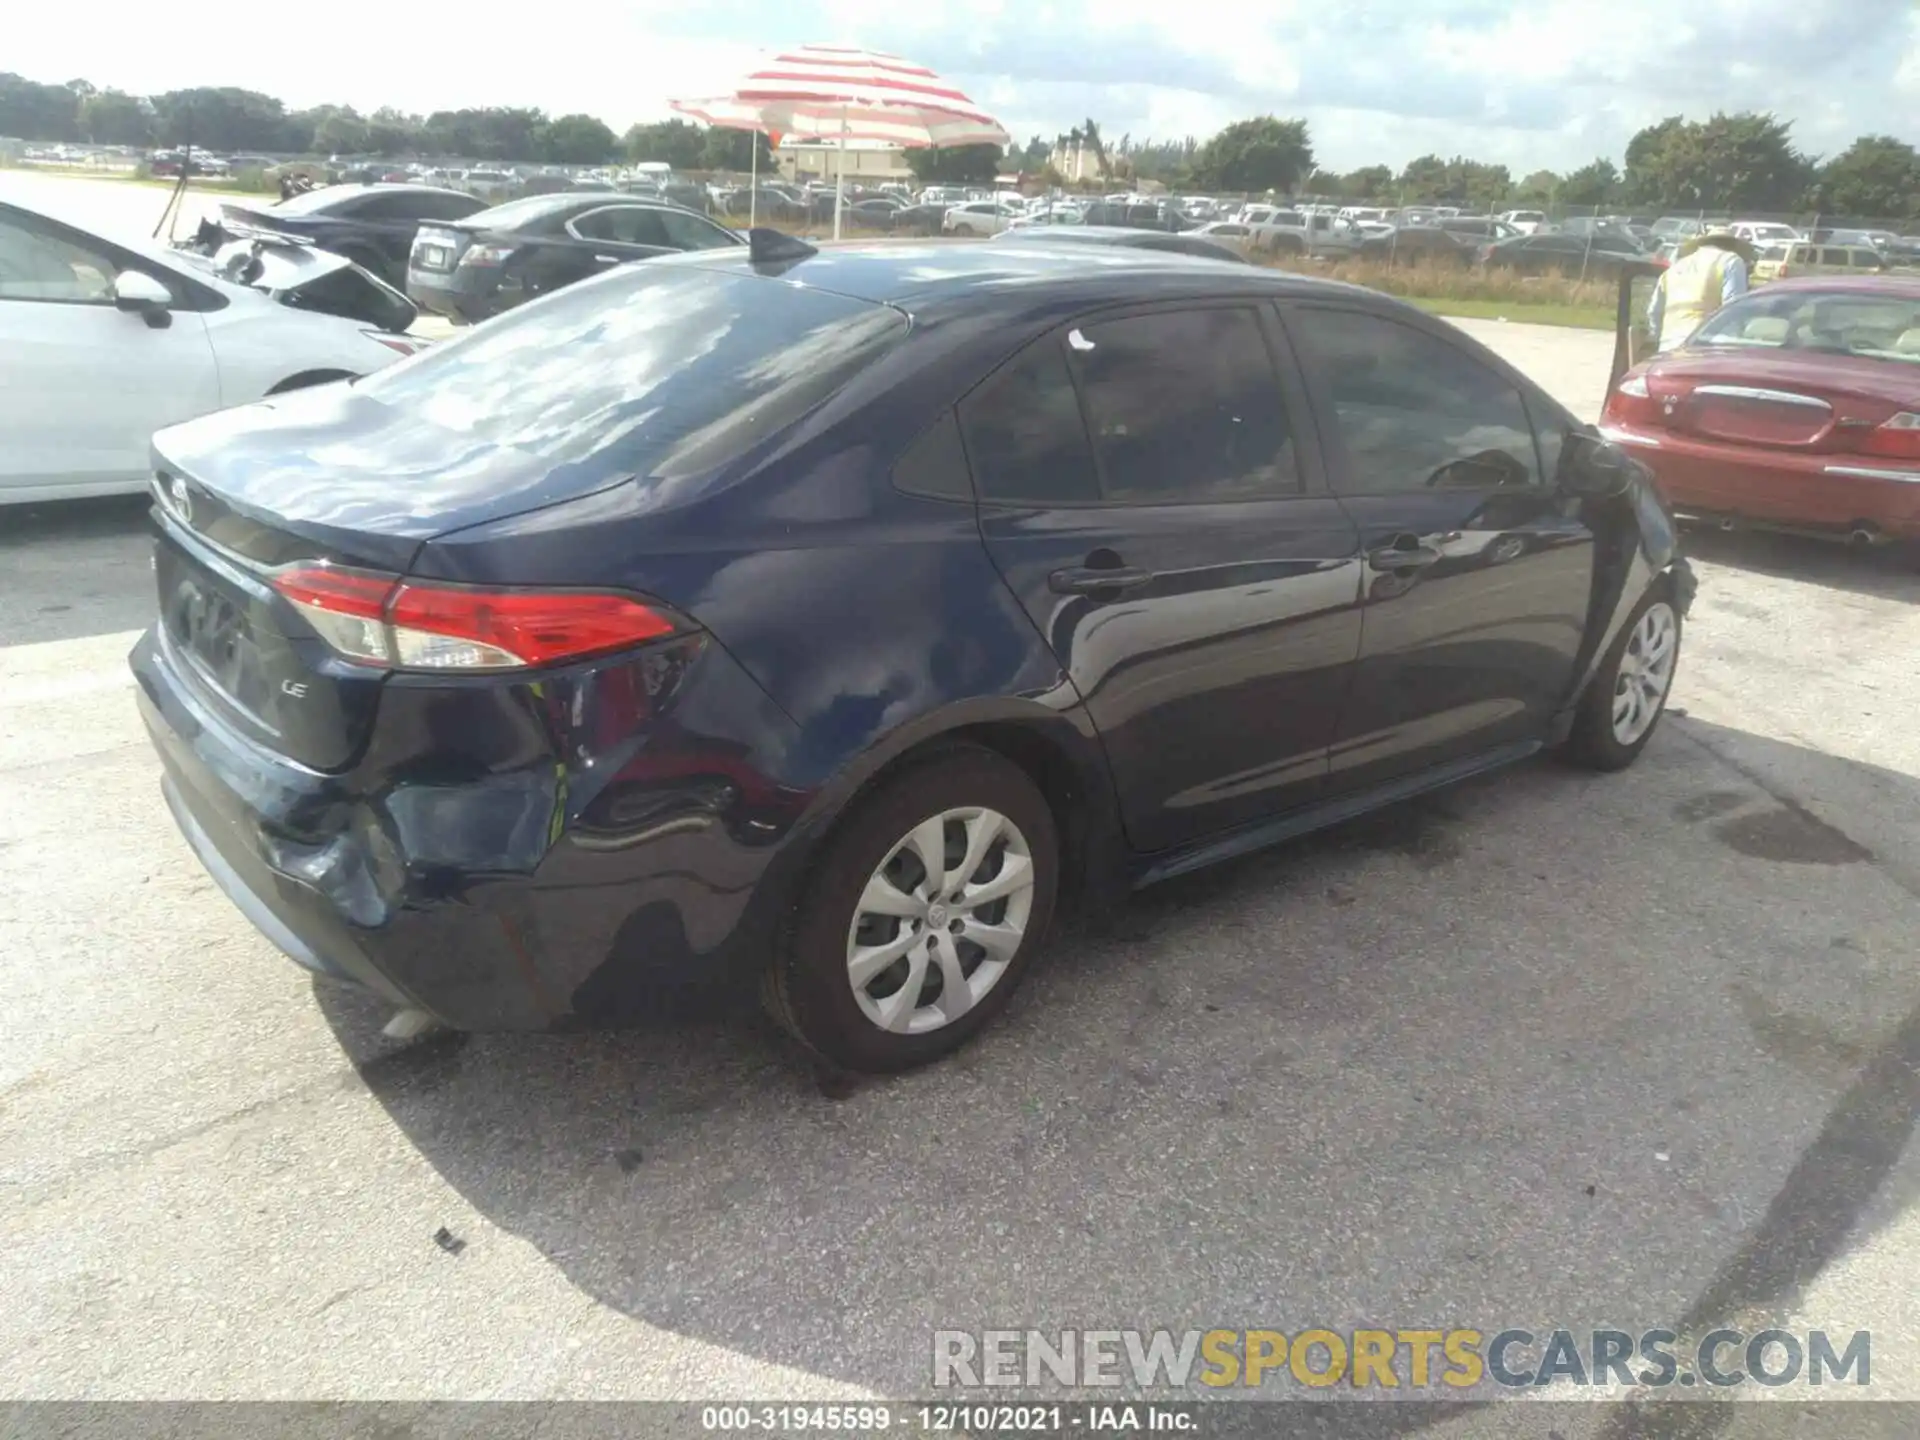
1730;220;1801;247
1;199;427;505
1499;209;1548;235
942;200;1021;237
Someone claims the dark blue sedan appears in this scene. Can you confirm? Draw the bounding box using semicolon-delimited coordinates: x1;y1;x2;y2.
132;235;1693;1072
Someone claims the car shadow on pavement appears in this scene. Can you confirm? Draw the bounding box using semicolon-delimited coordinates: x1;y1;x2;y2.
0;495;155;647
1677;522;1920;604
318;718;1920;1412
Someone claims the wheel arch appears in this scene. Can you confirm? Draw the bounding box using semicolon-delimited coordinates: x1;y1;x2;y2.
775;701;1128;927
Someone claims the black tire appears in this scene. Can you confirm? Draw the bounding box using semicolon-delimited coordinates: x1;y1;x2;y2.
1562;581;1682;772
766;745;1059;1073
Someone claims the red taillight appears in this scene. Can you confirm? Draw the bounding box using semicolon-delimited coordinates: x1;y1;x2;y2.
1604;370;1662;428
270;564;677;671
1856;411;1920;460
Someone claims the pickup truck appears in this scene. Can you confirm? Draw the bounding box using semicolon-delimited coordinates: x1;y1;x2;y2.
1258;211;1369;257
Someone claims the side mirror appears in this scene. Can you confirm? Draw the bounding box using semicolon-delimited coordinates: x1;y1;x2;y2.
1560;430;1636;499
111;270;173;328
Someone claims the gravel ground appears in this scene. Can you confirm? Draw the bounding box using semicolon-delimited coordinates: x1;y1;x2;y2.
3;172;1919;1422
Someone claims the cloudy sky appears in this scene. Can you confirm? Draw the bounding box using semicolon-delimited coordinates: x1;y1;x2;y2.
15;0;1920;171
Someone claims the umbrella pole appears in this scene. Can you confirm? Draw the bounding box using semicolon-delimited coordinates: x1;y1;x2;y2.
749;128;758;229
834;112;847;241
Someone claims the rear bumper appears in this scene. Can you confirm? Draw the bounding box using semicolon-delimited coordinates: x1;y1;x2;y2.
132;620;817;1032
405;270;506;324
1601;422;1920;539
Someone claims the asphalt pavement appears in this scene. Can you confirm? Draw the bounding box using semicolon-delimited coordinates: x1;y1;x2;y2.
2;188;1919;1420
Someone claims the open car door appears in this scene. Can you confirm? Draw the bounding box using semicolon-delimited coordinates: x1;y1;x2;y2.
1611;257;1666;390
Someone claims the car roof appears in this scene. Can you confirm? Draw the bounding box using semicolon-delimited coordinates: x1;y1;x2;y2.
1754;275;1920;297
661;239;1356;320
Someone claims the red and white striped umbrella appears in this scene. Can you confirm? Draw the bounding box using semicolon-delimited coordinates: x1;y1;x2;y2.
674;46;1008;149
672;45;1010;237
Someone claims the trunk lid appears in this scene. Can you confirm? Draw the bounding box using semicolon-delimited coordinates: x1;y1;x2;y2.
409;223;473;275
147;263;908;770
1647;351;1920;452
150;384;632;772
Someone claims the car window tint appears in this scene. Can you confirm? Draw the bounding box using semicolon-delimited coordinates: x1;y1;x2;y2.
657;210;738;251
1288;307;1540;494
959;339;1100;504
0;213;116;302
574;207;670;246
892;409;974;502
349;193;435;220
1067;308;1298;502
411;192;484;221
354;265;906;485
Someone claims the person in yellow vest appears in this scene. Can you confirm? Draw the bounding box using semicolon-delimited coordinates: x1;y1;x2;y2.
1647;230;1757;351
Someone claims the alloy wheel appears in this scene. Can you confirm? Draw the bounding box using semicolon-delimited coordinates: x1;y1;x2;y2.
1611;601;1678;746
846;806;1035;1035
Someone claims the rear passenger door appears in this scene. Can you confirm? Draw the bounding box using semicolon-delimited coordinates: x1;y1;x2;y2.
965;303;1365;855
1279;304;1595;793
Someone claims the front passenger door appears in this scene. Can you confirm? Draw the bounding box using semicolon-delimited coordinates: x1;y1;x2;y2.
1280;304;1595;793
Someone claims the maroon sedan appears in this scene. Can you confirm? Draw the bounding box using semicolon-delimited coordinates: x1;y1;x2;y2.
1601;276;1920;550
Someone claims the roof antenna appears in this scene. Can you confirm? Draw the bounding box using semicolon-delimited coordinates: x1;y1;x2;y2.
747;227;819;268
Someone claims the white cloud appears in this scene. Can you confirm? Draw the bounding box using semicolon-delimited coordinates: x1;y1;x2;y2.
11;0;1920;170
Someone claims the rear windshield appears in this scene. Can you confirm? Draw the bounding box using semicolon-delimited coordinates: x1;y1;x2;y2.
265;185;377;216
1691;290;1920;362
355;262;908;482
463;193;598;229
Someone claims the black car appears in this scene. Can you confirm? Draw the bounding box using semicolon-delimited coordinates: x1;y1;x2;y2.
1079;200;1194;232
995;225;1251;263
406;192;744;323
1356;226;1476;265
212;184;485;287
887;201;952;237
1478;232;1649;279
134;238;1692;1074
846;197;906;230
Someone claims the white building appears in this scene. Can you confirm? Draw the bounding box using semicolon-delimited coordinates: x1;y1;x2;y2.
774;138;914;185
1047;139;1108;185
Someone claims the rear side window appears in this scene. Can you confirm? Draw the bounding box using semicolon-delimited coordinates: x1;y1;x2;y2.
1287;307;1540;494
574;207;671;246
892;410;974;502
959;340;1101;504
657;210;740;251
410;192;485;222
355;265;907;485
1066;308;1298;501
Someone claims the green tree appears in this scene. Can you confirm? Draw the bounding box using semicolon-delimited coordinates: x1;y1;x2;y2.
1192;116;1313;193
77;89;150;146
1512;168;1560;204
1558;157;1619;207
539;113;617;165
1812;135;1920;220
624;119;706;169
364;108;418;156
150;87;291;151
1621;112;1810;211
310;107;370;156
697;126;771;172
906;143;1003;185
0;73;82;141
1335;164;1392;200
